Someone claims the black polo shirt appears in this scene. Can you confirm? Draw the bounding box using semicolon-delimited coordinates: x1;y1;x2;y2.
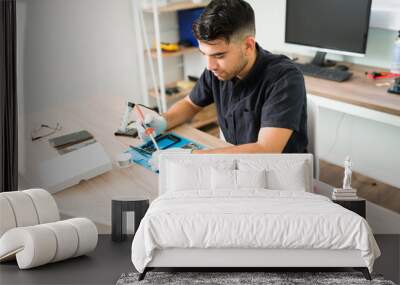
189;44;308;153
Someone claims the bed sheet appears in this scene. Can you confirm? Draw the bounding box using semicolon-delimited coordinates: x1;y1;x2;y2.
131;190;380;273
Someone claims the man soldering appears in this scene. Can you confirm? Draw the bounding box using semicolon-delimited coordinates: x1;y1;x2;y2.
137;0;308;167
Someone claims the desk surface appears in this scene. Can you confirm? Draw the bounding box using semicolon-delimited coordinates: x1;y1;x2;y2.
298;58;400;116
22;95;228;233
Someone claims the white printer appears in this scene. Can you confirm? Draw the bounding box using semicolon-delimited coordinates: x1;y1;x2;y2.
26;142;112;194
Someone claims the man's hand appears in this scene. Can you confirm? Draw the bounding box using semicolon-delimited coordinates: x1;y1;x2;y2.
148;148;192;171
162;97;202;130
136;114;167;142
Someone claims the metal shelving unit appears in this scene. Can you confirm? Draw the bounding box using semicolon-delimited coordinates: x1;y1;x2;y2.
147;46;198;59
143;1;207;13
132;0;218;128
148;80;192;102
132;0;207;112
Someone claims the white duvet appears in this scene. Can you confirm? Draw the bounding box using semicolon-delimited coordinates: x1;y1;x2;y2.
131;190;380;273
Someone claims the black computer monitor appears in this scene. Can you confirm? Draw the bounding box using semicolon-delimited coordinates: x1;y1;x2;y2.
285;0;372;66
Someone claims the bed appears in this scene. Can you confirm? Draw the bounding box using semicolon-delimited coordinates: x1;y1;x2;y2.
131;154;380;281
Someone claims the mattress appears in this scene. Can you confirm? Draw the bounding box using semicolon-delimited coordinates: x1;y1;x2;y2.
131;190;380;273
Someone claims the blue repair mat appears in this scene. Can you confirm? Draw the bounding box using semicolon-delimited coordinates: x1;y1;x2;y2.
126;132;204;173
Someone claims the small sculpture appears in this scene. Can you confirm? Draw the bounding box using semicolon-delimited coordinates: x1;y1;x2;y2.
342;156;353;190
332;156;357;200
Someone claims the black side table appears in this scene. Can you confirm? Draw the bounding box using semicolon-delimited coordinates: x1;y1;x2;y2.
333;198;366;218
112;197;149;242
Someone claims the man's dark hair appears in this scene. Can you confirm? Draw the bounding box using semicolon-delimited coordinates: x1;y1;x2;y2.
192;0;255;43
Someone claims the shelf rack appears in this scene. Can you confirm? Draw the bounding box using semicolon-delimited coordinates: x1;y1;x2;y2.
143;1;207;13
133;1;217;129
147;46;198;59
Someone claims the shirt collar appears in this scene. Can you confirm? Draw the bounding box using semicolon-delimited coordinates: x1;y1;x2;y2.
232;43;266;87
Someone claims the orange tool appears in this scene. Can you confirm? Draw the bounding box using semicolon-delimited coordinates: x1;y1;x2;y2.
134;105;160;151
365;71;400;79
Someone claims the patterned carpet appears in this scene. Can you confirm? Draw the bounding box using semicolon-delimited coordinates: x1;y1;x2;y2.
117;271;396;285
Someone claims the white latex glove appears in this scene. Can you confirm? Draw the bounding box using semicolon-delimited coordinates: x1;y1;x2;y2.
136;114;167;142
148;148;192;171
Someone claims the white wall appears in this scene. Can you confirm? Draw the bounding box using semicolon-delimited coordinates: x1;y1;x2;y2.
317;108;400;188
18;0;141;114
17;0;142;185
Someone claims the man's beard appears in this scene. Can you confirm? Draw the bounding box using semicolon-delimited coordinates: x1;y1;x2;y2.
222;56;248;81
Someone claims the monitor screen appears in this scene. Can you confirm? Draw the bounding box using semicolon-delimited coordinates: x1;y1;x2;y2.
285;0;372;55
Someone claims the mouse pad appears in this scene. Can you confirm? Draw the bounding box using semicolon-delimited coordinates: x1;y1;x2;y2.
126;132;204;173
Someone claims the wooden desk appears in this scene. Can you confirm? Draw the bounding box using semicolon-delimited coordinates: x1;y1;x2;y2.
21;95;228;233
303;63;400;117
294;58;400;130
299;59;400;215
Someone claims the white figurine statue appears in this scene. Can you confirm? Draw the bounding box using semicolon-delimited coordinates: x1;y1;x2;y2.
342;156;353;190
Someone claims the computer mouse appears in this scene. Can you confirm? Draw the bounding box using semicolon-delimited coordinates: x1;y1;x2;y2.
336;65;349;71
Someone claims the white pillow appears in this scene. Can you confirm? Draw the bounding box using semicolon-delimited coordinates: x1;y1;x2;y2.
211;168;236;190
211;169;267;191
166;160;235;192
237;159;309;192
167;163;209;191
266;163;307;191
236;169;267;189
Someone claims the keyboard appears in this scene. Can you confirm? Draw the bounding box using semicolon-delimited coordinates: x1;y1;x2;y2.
294;63;352;82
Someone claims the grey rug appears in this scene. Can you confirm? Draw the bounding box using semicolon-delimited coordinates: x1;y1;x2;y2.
116;271;396;285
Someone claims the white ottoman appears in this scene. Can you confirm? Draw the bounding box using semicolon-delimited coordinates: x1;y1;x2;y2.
0;189;98;269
